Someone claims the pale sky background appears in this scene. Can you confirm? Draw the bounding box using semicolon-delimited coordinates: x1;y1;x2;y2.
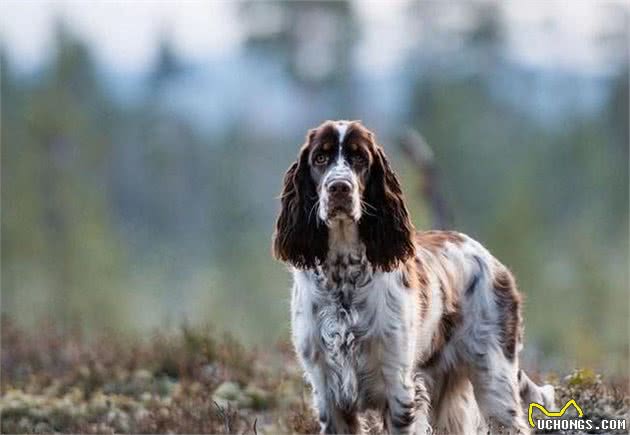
0;1;626;74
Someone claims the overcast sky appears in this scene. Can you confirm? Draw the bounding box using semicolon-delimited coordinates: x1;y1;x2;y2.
0;1;626;75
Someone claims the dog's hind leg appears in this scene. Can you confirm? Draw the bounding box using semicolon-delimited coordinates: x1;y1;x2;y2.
468;349;530;434
430;369;482;435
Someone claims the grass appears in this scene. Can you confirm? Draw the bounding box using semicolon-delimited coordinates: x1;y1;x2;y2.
1;317;627;434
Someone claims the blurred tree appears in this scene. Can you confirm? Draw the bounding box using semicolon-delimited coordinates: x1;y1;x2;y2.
1;3;627;371
1;22;126;330
148;32;184;89
240;1;356;89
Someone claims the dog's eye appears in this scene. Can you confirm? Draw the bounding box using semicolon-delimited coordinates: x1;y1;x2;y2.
314;153;328;165
352;154;367;166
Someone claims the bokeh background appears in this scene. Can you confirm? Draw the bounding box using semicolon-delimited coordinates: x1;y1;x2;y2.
1;1;628;375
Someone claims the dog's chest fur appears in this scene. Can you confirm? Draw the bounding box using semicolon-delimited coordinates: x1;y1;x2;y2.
293;233;413;411
311;246;373;349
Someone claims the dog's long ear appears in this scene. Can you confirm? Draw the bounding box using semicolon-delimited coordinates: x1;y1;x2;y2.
272;132;328;269
359;144;415;271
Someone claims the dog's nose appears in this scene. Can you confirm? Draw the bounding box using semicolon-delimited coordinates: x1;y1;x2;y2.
327;180;352;197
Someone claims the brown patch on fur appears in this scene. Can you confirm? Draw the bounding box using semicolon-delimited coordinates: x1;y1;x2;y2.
492;267;523;361
401;259;419;289
430;309;462;361
416;231;461;314
414;256;431;322
439;268;459;315
402;259;436;328
414;256;430;289
415;230;465;251
412;231;464;327
426;282;462;366
414;232;466;366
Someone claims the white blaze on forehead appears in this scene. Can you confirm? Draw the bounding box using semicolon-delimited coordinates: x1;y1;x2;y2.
335;121;350;145
334;121;350;162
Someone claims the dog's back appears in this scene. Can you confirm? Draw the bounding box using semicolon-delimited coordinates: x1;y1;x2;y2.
413;230;555;434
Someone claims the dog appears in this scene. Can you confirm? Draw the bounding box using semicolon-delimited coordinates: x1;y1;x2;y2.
272;120;554;434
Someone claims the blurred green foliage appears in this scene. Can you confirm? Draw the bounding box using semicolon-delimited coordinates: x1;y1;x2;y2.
1;3;628;374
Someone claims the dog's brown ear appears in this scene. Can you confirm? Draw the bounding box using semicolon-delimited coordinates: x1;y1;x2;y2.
272;131;328;269
359;144;415;271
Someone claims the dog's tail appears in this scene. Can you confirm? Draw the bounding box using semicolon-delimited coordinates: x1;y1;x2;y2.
518;369;556;411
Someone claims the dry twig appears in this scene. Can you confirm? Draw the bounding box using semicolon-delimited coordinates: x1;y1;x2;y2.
398;128;453;230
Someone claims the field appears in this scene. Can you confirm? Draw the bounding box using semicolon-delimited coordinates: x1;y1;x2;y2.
1;317;627;434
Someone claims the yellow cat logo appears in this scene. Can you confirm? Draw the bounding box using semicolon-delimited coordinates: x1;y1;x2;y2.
528;399;584;428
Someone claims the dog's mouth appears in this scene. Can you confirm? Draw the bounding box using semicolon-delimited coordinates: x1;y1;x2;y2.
318;186;361;223
324;204;359;224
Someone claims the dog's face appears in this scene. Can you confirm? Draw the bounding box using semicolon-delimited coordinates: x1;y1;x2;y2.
307;121;373;224
273;120;415;271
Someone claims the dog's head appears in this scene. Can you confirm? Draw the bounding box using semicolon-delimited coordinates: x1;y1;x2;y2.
273;120;415;271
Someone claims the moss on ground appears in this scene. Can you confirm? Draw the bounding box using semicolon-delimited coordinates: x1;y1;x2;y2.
1;318;627;434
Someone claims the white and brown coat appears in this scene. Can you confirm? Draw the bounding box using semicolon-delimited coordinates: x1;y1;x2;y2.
273;120;554;434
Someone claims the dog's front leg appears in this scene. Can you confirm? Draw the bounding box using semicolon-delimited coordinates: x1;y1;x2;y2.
305;363;360;434
379;286;429;434
380;331;425;434
292;285;360;434
382;364;418;435
382;365;433;435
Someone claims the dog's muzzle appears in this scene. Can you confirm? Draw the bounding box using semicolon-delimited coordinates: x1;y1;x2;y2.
325;178;354;218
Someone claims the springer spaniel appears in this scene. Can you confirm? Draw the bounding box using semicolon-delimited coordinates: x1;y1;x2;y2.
272;120;554;434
